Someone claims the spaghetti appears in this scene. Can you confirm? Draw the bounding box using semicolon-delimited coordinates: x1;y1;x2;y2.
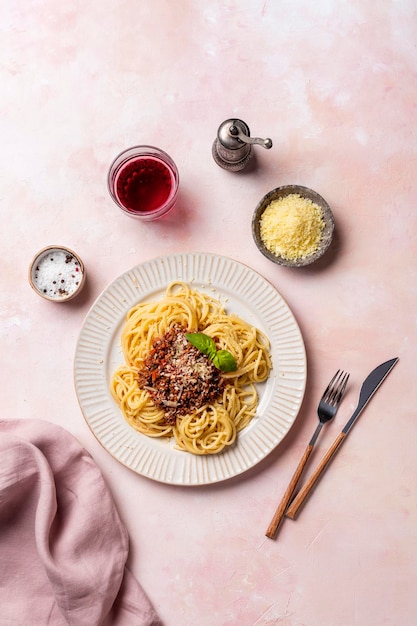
110;282;272;455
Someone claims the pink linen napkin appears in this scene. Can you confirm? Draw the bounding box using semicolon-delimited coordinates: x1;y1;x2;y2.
0;419;161;626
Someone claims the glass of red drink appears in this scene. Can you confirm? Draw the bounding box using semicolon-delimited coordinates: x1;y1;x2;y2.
107;146;179;220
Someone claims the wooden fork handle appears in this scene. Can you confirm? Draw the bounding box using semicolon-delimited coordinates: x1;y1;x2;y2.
286;431;347;519
265;443;314;539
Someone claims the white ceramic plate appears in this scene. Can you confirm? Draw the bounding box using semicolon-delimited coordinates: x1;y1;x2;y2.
74;253;306;485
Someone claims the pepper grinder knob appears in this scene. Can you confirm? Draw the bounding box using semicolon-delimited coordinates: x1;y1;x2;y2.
212;118;273;171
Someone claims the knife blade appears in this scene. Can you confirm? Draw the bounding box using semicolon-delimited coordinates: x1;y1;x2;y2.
285;357;399;519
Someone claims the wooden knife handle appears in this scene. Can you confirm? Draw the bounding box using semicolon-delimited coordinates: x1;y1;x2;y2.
265;443;314;539
285;431;347;519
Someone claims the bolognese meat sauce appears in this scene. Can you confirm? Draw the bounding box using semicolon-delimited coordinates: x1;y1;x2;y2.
137;324;225;424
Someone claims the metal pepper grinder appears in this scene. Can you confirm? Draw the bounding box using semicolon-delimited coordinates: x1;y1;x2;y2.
212;118;272;171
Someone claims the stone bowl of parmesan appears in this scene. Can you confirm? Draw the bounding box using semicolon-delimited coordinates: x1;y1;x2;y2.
29;246;86;302
252;185;334;267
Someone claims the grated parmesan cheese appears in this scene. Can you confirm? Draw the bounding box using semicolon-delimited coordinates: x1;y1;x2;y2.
260;193;325;260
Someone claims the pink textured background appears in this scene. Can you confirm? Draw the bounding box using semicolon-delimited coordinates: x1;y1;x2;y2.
1;1;416;624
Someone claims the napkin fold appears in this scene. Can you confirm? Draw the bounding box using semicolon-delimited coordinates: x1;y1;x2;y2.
0;419;161;626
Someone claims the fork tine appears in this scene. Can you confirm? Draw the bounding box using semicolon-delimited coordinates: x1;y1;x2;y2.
334;371;349;405
322;370;349;406
321;369;339;399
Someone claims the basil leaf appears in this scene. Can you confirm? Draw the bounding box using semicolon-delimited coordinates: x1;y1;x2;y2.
186;333;237;372
212;350;237;372
185;333;217;359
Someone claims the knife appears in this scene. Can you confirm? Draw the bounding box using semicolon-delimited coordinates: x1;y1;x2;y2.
285;357;399;519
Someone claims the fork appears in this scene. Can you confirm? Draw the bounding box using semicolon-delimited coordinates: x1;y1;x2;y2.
265;369;350;539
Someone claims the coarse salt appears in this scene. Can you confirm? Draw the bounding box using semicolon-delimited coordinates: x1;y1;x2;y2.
32;249;83;299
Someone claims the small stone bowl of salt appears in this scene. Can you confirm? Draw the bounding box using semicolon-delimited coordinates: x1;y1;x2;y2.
252;185;334;267
29;246;86;302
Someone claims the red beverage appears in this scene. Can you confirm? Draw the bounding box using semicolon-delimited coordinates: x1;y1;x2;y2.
116;156;174;213
108;146;179;221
